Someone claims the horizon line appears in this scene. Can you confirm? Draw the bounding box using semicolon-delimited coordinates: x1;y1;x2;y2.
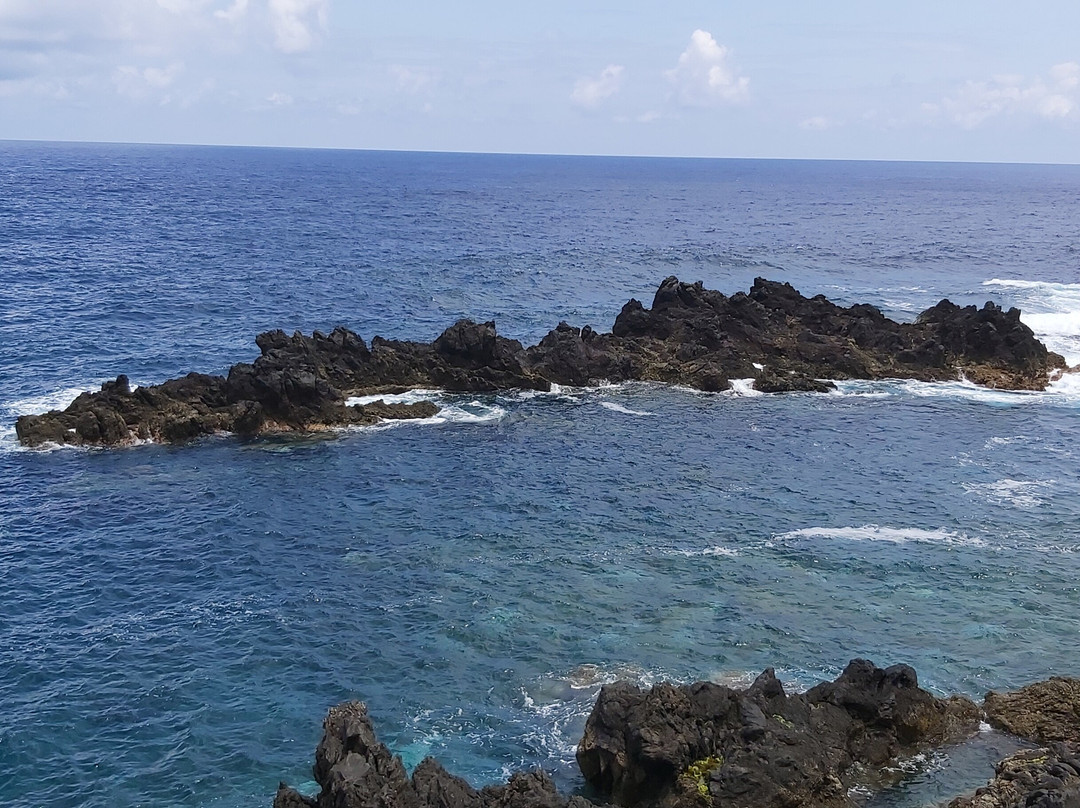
2;136;1078;169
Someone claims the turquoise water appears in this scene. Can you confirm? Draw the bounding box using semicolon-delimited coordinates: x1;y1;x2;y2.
2;144;1079;807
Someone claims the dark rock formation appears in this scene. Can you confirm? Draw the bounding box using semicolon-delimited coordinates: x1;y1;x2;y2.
576;658;979;808
16;278;1067;447
276;661;993;808
985;678;1080;745
946;744;1080;808
947;678;1080;808
272;701;595;808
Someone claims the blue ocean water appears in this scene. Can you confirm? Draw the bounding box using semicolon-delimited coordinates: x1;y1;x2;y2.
2;142;1080;808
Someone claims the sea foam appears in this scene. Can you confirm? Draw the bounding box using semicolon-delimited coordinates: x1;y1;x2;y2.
599;401;653;416
775;525;985;548
962;478;1054;509
344;389;506;429
983;278;1080;366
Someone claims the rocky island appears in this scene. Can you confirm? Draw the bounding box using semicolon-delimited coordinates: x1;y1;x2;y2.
15;277;1067;447
273;660;1080;808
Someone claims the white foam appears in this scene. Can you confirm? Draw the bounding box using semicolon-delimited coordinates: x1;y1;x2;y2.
0;385;100;453
668;545;740;558
344;389;506;432
728;378;763;397
831;376;1080;408
776;525;986;548
963;478;1054;509
6;385;97;416
983;278;1080;366
345;389;443;407
599;401;653;416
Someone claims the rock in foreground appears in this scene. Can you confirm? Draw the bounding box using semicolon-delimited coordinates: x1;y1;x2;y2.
272;701;593;808
577;658;979;808
16;278;1067;447
947;744;1080;808
276;660;988;808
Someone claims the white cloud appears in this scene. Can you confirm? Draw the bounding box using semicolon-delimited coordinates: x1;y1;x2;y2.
389;65;438;95
939;62;1080;128
268;0;326;54
570;64;624;109
113;62;184;100
799;115;835;131
666;29;749;107
266;90;292;105
214;0;249;22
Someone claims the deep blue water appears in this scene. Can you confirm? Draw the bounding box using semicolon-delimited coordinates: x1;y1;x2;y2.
2;142;1080;808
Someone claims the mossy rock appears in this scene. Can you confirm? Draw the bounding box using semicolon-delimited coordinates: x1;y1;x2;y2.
679;755;725;800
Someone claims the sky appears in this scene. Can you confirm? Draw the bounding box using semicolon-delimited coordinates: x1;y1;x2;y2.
1;1;1079;163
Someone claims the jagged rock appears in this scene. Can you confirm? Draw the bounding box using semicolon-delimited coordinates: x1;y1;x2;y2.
985;678;1080;745
275;666;1080;808
947;744;1080;808
276;701;590;808
15;278;1066;447
576;659;980;808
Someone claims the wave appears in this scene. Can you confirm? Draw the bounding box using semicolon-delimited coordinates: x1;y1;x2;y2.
983;278;1080;366
962;478;1054;510
0;384;102;454
774;525;986;548
727;378;763;397
830;375;1080;408
665;545;740;558
345;391;507;431
5;385;97;417
599;401;653;416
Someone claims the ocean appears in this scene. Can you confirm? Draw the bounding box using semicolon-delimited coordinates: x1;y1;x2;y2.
1;142;1079;808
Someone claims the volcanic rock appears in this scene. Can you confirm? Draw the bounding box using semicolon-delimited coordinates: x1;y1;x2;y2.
272;701;593;808
576;658;980;808
15;278;1067;447
984;678;1080;744
947;744;1080;808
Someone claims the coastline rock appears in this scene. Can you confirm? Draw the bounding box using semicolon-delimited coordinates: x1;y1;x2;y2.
272;701;593;808
946;744;1080;808
15;278;1067;447
576;658;979;808
984;678;1080;745
277;661;995;808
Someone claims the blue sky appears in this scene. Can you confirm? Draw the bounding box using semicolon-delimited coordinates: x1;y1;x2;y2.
1;1;1078;162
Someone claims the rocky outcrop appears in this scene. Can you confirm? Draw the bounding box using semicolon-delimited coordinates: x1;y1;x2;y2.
271;701;594;808
16;278;1067;447
576;658;979;808
949;678;1080;808
276;661;992;808
984;678;1080;745
946;744;1080;808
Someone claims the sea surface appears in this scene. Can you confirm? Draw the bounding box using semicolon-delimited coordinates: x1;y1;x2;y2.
2;143;1080;808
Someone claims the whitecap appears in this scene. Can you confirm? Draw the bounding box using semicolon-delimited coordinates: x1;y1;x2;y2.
345;388;443;407
666;545;740;558
599;401;653;416
831;377;1080;408
5;385;98;416
344;389;506;430
983;278;1080;366
962;478;1054;509
775;525;986;548
728;378;762;397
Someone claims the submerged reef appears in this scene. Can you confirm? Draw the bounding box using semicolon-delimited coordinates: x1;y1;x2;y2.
16;277;1067;447
274;660;1080;808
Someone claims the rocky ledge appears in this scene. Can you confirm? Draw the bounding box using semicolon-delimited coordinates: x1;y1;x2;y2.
16;277;1067;447
272;660;1080;808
